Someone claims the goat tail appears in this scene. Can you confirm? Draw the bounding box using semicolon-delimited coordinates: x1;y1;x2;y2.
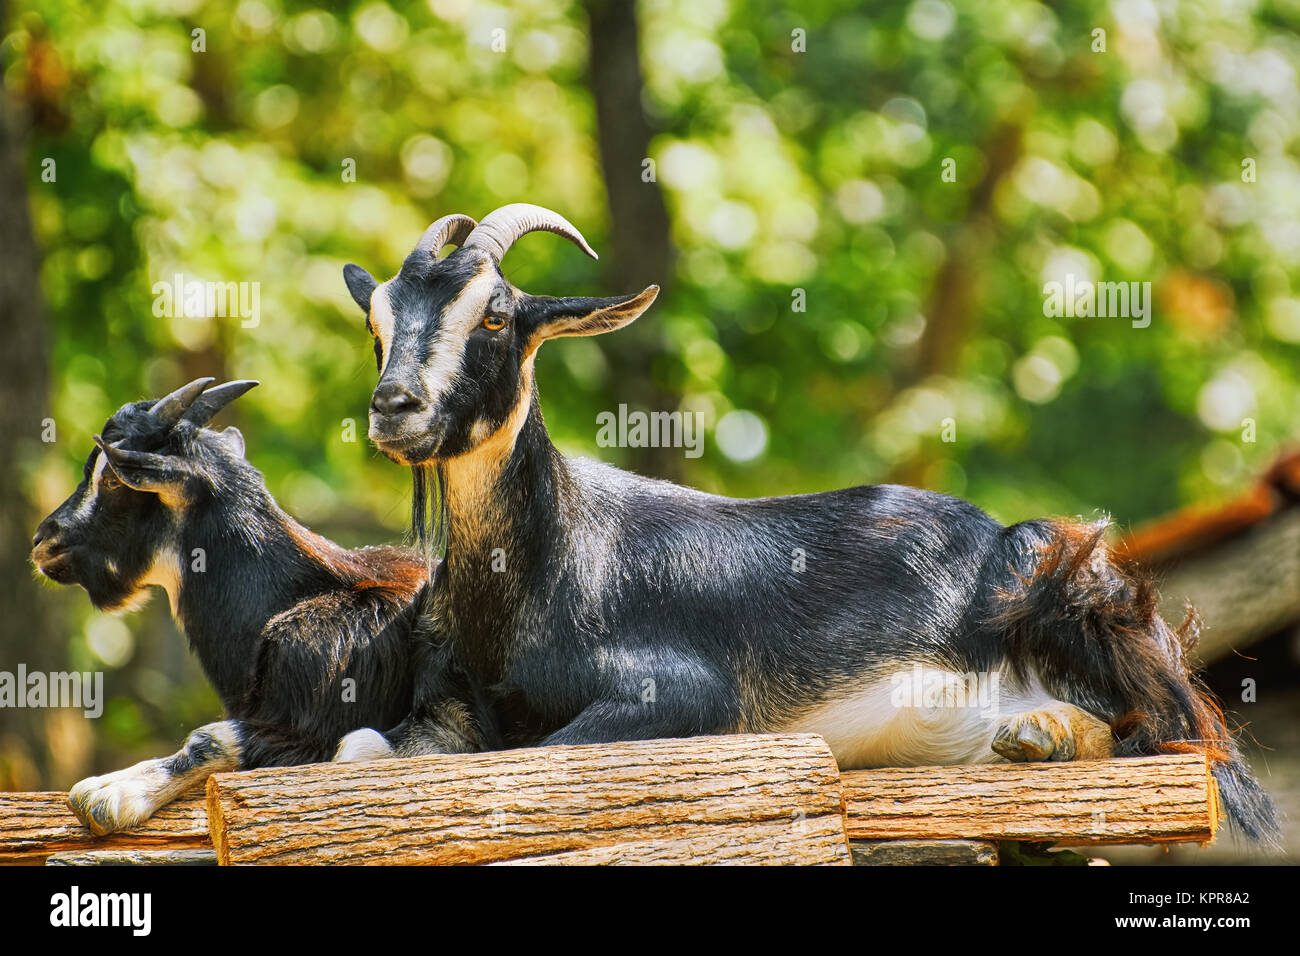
989;519;1281;847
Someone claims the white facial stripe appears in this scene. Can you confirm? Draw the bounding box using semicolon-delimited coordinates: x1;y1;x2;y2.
370;282;396;375
417;266;498;405
73;453;110;521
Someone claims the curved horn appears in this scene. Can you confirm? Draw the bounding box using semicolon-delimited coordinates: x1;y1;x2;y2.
182;380;260;428
415;214;478;258
149;377;214;429
462;203;598;262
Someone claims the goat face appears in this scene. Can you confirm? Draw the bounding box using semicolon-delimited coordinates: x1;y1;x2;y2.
343;204;659;466
32;379;257;613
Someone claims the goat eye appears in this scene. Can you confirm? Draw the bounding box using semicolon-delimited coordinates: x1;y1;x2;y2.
482;314;507;332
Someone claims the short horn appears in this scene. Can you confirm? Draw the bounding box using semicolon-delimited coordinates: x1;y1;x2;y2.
182;380;260;428
149;377;214;429
92;434;126;466
462;203;598;262
415;214;479;258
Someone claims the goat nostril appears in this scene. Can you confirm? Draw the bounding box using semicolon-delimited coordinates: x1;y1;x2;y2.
32;530;44;549
372;385;423;418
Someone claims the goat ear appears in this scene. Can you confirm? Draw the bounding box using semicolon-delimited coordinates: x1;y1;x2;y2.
343;264;378;314
524;285;659;341
218;426;246;458
93;436;195;505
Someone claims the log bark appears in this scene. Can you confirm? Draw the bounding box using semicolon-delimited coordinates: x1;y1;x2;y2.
841;754;1216;846
1149;507;1300;663
850;839;999;866
45;849;216;866
206;734;850;866
0;791;210;864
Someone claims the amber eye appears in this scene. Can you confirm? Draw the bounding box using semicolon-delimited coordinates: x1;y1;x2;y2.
483;314;507;331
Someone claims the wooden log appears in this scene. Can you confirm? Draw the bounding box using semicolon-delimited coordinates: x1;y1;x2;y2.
495;819;848;865
0;791;210;864
206;734;850;866
1117;451;1300;662
841;754;1217;846
850;839;999;866
45;849;217;866
1149;507;1300;663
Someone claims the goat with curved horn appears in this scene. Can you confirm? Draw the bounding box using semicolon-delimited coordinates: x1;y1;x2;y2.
414;213;478;258
337;202;1281;848
462;203;599;262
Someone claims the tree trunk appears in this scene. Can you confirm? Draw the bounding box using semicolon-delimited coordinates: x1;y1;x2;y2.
0;0;62;791
581;0;681;480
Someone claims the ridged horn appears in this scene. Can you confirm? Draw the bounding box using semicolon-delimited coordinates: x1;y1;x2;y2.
462;203;598;262
415;214;479;258
148;377;214;429
181;380;259;428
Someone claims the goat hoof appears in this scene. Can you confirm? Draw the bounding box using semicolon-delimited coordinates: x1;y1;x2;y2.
333;728;395;763
992;704;1112;763
992;710;1071;761
67;772;157;836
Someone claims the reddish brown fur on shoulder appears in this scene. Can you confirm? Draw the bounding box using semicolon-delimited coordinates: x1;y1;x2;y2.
284;519;427;603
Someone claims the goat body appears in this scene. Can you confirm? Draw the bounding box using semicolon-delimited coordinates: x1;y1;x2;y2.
341;204;1279;846
31;379;467;834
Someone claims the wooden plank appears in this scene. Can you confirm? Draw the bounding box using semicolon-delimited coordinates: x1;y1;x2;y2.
0;791;210;864
841;754;1216;846
207;734;850;866
850;839;999;866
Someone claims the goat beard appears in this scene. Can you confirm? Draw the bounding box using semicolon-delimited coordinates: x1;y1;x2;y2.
410;463;446;565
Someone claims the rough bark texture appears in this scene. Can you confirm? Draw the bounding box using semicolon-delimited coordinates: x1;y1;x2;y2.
0;791;210;864
206;734;850;866
841;754;1216;846
1150;508;1300;663
850;839;999;866
45;848;216;866
0;0;62;791
1116;451;1300;662
494;819;848;865
2;750;1221;863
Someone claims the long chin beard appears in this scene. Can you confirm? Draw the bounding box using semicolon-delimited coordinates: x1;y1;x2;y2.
410;463;446;564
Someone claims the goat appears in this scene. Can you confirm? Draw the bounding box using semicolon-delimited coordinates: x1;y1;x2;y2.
31;378;480;834
339;203;1279;844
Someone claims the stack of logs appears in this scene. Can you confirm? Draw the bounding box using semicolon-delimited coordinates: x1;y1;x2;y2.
0;735;1220;866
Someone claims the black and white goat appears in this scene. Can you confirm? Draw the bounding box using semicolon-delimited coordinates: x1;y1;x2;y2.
31;379;477;834
341;203;1278;843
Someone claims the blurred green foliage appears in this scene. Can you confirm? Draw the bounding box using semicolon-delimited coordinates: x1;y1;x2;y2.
4;0;1299;772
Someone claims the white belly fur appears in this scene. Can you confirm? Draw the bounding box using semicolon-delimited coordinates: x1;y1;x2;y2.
777;665;1061;768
